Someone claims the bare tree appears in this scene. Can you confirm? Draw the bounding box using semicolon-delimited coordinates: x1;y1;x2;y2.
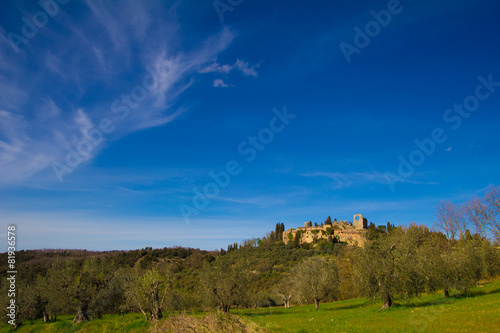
463;197;489;239
435;200;458;240
275;275;294;308
454;203;468;240
484;185;500;242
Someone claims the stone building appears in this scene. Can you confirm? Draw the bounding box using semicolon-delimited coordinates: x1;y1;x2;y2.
282;214;368;247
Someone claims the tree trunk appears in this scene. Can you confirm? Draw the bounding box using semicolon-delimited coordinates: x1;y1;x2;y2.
73;301;90;323
150;307;163;321
314;299;320;309
444;287;450;298
43;312;49;323
138;303;148;321
149;288;163;321
380;293;393;310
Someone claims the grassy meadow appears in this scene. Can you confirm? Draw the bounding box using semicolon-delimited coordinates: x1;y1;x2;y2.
237;278;500;332
2;278;499;333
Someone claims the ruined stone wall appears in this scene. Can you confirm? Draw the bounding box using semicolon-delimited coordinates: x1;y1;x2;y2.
282;214;368;247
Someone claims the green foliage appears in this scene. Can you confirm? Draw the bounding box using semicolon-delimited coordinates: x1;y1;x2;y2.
366;222;387;240
126;267;171;321
3;279;500;332
356;225;428;308
71;257;117;322
2;221;499;329
290;257;340;309
236;278;500;333
199;258;249;312
356;224;500;308
227;242;239;253
293;231;302;248
275;223;285;243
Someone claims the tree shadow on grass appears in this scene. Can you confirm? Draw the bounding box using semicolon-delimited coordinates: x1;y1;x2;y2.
329;301;370;311
244;310;288;317
242;303;370;317
402;287;500;309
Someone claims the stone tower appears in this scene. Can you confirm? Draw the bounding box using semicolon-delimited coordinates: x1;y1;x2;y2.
353;214;367;230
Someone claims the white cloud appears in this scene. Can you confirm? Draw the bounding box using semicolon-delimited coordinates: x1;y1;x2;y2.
199;63;233;74
199;58;259;77
234;59;258;77
213;79;229;87
0;105;104;184
0;2;237;185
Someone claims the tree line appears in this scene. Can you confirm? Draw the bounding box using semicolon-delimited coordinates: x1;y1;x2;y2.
1;192;499;327
435;185;500;242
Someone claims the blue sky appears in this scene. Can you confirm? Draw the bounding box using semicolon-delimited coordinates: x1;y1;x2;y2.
1;0;499;251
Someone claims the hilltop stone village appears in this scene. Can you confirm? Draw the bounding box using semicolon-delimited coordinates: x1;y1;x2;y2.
282;214;368;247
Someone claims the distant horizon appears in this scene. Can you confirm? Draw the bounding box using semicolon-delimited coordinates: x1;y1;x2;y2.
1;0;500;251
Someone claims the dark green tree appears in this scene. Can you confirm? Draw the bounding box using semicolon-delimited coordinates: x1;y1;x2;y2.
71;257;116;323
199;259;248;313
293;230;302;248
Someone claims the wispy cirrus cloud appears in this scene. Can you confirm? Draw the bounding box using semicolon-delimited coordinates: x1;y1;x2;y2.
217;195;286;207
300;171;390;188
199;58;259;77
300;171;436;189
0;1;236;185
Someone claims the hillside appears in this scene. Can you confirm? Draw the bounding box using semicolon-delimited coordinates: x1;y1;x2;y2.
1;277;499;332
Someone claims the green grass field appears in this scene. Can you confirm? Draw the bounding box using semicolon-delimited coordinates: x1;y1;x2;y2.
3;279;499;332
236;279;500;333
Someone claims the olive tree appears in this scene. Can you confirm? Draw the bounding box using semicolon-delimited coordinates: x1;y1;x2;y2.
126;267;171;321
199;258;248;313
418;233;455;297
40;260;77;322
290;257;339;309
71;257;116;323
356;225;427;309
274;274;294;308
